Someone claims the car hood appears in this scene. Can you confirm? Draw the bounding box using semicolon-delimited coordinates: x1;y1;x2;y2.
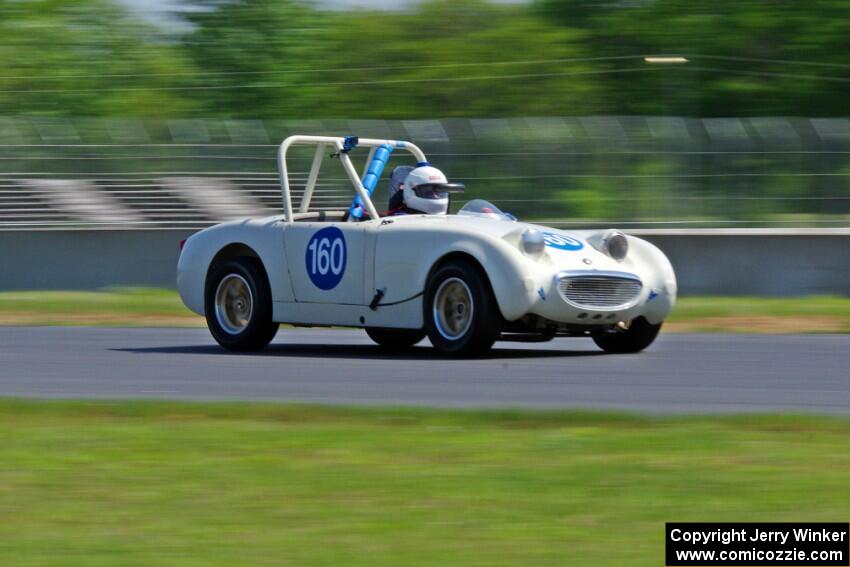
390;213;598;245
387;213;641;273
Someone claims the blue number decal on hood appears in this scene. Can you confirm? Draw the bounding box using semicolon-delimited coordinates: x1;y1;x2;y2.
542;232;584;251
306;227;347;290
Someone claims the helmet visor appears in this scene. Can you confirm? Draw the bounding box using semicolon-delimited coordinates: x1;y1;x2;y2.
412;183;465;199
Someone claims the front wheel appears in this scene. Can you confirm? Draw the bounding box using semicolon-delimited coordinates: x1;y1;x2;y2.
365;327;426;350
592;317;661;354
205;257;279;351
425;260;501;357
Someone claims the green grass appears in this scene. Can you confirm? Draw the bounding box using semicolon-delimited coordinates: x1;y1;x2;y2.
673;295;850;320
0;401;848;566
0;287;199;326
668;295;850;332
1;288;850;331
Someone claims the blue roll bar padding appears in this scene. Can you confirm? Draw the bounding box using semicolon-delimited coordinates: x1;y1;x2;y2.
349;143;394;219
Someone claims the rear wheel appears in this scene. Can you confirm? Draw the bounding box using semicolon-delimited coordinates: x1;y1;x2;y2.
205;257;278;351
425;260;501;357
365;327;426;350
592;317;661;354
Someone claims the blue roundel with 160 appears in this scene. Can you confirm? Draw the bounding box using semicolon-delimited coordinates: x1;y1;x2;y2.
305;227;347;290
542;231;583;251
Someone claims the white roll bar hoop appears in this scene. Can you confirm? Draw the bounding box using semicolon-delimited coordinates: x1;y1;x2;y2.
277;135;428;222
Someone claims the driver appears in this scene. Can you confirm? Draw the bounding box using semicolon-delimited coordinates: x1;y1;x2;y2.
386;165;464;216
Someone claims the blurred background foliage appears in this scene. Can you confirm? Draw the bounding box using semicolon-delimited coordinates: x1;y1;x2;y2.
1;0;849;118
1;0;849;226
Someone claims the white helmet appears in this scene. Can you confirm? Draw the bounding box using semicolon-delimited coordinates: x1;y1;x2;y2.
402;166;463;215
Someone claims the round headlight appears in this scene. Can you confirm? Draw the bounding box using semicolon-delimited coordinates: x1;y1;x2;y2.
604;230;628;261
521;228;545;256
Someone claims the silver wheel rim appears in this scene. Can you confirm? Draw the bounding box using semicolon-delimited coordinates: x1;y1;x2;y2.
433;277;474;341
214;274;253;335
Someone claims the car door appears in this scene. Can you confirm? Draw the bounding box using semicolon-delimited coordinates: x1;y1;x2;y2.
283;222;370;305
372;218;430;305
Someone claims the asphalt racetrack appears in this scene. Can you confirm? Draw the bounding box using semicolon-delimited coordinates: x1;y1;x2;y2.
1;327;849;414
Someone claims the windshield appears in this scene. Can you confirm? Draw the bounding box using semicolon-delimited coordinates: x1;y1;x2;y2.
457;199;516;221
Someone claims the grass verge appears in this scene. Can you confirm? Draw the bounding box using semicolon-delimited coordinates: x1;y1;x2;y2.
0;401;848;566
0;288;201;327
1;288;850;332
666;295;850;333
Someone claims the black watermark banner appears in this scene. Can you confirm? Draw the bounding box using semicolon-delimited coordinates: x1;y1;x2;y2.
666;523;849;566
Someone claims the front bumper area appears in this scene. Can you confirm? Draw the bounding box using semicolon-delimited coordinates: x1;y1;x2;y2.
526;268;675;326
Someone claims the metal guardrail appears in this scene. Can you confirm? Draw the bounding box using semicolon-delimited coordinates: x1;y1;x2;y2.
3;227;848;294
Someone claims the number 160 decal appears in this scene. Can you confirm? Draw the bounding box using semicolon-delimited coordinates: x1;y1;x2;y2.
305;227;347;290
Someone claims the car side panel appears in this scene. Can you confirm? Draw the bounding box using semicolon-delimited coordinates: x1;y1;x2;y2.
273;299;421;329
282;222;371;305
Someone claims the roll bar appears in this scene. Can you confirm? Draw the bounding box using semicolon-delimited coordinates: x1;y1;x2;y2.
277;135;428;222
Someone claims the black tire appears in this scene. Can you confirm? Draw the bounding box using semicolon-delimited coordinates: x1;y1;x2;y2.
424;260;501;357
592;316;661;354
205;257;279;351
365;327;426;350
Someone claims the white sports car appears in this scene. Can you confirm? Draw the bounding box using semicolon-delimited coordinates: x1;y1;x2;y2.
177;135;676;356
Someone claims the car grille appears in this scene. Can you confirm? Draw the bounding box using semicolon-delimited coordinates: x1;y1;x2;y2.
557;274;643;309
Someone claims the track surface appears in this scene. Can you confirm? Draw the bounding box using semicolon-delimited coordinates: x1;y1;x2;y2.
2;327;849;413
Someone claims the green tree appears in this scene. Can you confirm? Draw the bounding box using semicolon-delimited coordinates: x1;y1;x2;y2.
0;0;197;116
311;0;599;118
538;0;850;116
184;0;600;118
183;0;332;118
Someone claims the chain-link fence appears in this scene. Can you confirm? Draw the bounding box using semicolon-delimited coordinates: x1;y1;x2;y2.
2;116;849;230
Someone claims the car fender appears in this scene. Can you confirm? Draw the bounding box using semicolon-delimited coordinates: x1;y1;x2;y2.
375;225;537;322
427;239;540;322
177;216;293;316
625;235;677;324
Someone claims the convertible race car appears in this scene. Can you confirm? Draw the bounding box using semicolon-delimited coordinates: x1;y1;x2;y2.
177;135;676;356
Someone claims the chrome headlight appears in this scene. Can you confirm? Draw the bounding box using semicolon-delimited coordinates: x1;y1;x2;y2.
603;230;628;261
521;228;545;256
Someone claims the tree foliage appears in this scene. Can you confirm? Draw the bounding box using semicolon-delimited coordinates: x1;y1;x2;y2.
540;0;850;116
0;0;196;116
1;0;849;117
